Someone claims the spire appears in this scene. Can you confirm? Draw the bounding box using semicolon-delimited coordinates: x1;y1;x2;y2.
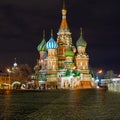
51;29;53;37
63;0;65;9
13;58;17;67
80;27;83;36
43;29;45;38
62;0;66;14
59;0;69;30
14;58;16;63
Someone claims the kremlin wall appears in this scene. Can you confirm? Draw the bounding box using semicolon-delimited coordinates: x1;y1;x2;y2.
34;2;96;89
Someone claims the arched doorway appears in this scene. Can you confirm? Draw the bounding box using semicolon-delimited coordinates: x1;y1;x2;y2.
12;81;21;89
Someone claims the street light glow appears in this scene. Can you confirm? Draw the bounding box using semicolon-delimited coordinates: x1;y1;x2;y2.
7;68;11;89
98;70;103;74
7;68;11;73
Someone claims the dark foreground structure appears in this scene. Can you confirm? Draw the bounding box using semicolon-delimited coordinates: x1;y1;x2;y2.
0;89;120;120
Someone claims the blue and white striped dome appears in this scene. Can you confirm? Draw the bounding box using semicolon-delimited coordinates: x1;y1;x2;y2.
46;36;58;49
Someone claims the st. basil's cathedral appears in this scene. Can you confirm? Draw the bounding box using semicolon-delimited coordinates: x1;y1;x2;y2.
34;1;96;89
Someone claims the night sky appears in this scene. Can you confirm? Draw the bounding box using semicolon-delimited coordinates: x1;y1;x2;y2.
0;0;120;73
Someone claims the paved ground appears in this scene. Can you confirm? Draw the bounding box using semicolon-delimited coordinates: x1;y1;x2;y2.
0;89;120;120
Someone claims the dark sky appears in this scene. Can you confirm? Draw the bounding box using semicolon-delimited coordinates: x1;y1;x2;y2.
0;0;120;73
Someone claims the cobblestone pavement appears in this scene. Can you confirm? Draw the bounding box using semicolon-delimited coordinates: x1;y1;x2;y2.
24;89;120;120
0;89;120;120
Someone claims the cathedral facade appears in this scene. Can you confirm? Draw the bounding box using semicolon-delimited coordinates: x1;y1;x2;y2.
36;2;96;89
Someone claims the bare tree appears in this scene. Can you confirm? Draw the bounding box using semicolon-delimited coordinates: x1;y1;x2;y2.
104;70;115;79
12;64;33;83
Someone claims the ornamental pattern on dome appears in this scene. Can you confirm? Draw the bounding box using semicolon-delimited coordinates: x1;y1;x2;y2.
37;38;47;52
76;28;87;47
46;36;58;49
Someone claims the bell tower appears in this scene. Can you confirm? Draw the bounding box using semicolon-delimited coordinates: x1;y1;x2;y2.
57;0;73;68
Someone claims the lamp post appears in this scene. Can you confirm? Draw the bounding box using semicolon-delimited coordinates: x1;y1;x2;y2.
96;70;103;79
96;69;103;85
7;68;11;89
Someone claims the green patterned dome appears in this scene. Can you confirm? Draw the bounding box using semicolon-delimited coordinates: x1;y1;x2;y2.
76;28;87;47
64;46;74;57
37;31;47;52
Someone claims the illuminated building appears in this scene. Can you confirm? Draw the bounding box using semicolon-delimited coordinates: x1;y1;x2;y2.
35;1;96;89
0;73;9;89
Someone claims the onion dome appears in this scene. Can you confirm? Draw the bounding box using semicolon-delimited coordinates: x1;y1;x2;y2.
64;45;75;57
76;28;87;47
46;30;58;49
37;30;47;52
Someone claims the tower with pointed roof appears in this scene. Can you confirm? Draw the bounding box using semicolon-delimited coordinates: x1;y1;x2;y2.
76;28;89;73
37;30;47;69
57;0;73;68
64;45;75;69
46;30;58;70
75;28;93;86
